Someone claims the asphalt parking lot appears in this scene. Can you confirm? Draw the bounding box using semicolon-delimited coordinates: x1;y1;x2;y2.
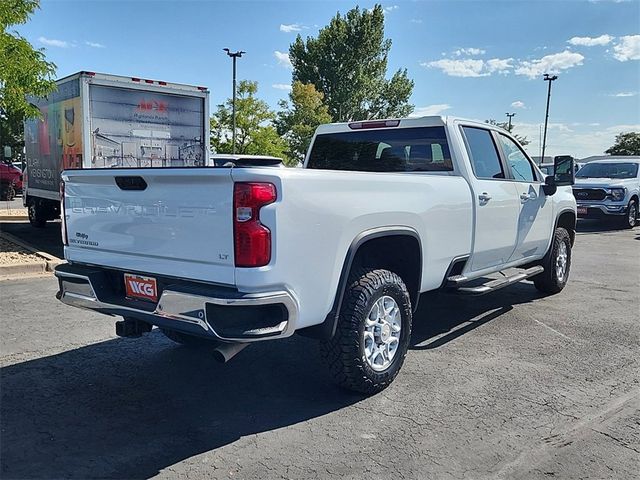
1;221;638;479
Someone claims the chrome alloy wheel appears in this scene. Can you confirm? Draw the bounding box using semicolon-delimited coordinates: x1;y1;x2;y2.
363;295;402;371
628;203;637;227
555;241;568;283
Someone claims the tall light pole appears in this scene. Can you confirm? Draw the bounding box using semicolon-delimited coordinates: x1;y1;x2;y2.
541;73;558;163
505;112;516;132
223;48;245;154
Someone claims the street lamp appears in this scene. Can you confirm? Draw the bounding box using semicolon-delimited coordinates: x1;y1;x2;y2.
223;48;245;154
541;73;558;163
505;112;516;132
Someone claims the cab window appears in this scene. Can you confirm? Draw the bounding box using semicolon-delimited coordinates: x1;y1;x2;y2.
461;127;504;179
498;134;536;182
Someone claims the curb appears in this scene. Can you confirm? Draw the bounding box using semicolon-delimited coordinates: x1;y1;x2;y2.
0;215;29;221
0;232;64;279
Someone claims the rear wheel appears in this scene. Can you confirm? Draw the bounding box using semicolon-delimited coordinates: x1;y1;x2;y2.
160;328;219;347
320;268;413;395
1;183;16;201
534;227;572;294
28;198;47;228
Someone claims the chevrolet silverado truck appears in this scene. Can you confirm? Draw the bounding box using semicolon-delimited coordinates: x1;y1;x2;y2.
572;158;640;228
55;116;576;394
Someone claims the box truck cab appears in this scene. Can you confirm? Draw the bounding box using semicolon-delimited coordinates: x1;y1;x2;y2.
23;71;210;227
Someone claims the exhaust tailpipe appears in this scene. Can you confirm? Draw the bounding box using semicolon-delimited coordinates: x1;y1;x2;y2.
213;342;249;363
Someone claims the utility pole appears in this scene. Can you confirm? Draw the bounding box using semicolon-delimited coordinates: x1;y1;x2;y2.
505;112;516;132
223;48;245;154
541;73;558;163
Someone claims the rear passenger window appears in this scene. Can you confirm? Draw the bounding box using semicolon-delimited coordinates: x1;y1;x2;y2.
462;127;504;180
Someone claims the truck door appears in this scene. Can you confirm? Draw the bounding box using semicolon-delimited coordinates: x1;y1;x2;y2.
460;126;521;272
496;133;553;261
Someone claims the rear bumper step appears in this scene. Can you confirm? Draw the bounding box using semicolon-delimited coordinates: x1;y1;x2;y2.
55;263;298;342
447;266;544;295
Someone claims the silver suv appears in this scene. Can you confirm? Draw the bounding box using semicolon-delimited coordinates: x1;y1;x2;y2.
573;158;640;228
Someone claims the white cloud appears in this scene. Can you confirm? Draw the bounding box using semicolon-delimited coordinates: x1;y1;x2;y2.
486;57;514;74
454;47;486;56
568;34;613;46
272;83;292;91
409;104;452;117
611;91;637;97
274;50;293;69
280;23;304;33
514;50;585;78
85;41;105;48
612;35;640;61
410;18;423;24
423;58;486;77
38;36;69;48
423;57;513;77
511;100;526;108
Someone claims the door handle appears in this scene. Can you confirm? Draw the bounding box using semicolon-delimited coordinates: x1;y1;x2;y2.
478;192;492;203
520;193;531;201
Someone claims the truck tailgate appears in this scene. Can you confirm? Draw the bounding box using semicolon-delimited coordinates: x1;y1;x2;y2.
62;168;235;285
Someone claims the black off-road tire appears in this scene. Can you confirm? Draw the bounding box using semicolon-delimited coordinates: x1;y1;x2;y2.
533;227;572;294
1;183;16;201
620;199;638;229
28;198;47;228
160;328;220;347
320;268;413;395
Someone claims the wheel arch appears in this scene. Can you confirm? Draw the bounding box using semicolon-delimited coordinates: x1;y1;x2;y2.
298;227;422;340
556;209;576;246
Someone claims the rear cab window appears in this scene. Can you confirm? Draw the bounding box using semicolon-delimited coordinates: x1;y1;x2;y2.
306;126;453;172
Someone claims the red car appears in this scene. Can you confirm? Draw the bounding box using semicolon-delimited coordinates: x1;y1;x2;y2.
0;162;23;200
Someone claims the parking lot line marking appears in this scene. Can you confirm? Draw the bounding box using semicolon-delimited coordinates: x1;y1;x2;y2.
532;318;573;341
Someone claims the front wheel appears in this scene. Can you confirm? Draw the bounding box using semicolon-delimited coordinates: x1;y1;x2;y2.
620;199;638;229
320;268;413;395
1;183;16;201
534;227;572;294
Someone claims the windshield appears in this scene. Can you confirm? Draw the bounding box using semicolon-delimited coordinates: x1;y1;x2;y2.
575;162;638;179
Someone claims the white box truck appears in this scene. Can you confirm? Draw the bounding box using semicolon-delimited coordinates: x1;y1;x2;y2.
23;71;210;227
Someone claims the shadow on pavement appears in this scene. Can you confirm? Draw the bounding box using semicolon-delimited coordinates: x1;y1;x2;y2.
0;220;63;259
0;284;542;479
410;282;542;349
575;218;630;234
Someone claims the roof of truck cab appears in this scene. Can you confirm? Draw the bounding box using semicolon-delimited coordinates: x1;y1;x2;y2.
314;116;501;135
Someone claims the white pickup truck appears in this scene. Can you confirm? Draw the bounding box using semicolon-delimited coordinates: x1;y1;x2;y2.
55;116;577;394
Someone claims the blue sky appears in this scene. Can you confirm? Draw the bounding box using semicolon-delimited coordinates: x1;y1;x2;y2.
17;0;640;158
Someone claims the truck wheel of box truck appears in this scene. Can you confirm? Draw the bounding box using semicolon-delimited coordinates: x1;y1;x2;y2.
27;198;48;228
320;268;413;394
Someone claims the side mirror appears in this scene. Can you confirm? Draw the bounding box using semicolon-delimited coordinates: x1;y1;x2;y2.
553;155;575;186
542;175;557;196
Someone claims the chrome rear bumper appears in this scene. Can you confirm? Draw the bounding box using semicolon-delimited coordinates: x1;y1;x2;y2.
55;264;298;343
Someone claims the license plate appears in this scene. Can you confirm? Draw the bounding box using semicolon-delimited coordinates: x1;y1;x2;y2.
124;273;158;302
577;206;588;215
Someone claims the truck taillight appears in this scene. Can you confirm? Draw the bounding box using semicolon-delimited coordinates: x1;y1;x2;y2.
60;180;68;246
233;182;276;267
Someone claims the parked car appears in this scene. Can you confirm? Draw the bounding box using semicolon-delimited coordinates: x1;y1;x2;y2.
54;116;576;394
573;158;640;228
540;159;583;177
0;162;23;200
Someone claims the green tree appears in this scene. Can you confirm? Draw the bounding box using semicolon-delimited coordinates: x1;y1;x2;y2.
605;132;640;156
275;81;332;163
1;0;56;160
485;119;530;146
289;4;413;122
210;80;289;161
